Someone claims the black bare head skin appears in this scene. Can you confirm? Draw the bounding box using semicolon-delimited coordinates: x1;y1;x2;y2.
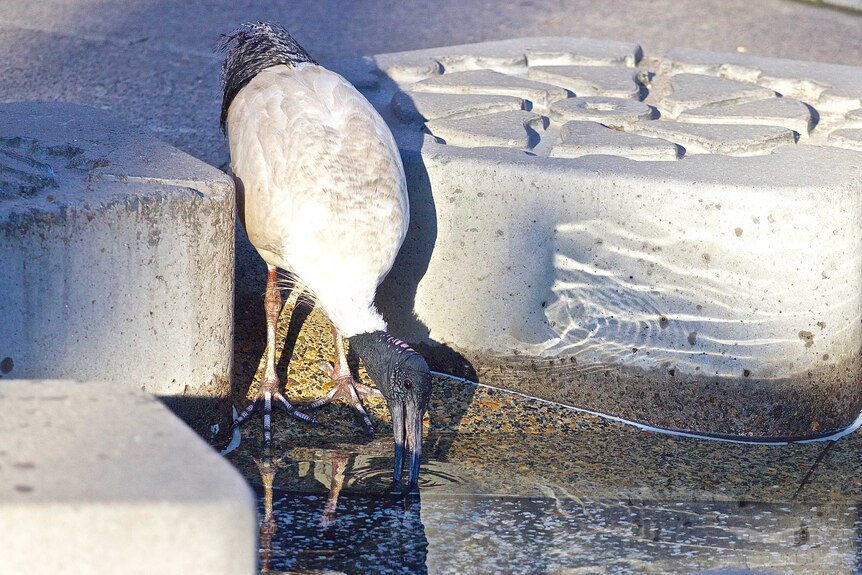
217;22;317;132
348;331;432;490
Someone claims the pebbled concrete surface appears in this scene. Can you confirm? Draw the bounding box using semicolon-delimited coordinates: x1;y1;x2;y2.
227;336;862;574
227;290;862;573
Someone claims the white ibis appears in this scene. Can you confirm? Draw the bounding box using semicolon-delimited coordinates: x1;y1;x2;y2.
219;22;431;488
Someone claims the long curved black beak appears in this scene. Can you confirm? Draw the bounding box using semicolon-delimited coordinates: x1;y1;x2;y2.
390;400;424;492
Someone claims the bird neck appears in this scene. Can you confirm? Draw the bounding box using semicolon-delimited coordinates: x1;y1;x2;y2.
348;331;417;392
219;23;318;132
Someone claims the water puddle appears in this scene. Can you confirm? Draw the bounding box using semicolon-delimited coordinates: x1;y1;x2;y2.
226;422;862;574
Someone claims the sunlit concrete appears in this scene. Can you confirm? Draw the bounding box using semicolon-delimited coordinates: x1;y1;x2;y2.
0;380;256;575
0;102;235;435
356;38;862;437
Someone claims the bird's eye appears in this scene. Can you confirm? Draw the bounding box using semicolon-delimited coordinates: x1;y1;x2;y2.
404;379;413;389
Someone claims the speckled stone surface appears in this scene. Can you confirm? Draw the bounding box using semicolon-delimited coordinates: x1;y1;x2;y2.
227;294;862;574
1;380;256;575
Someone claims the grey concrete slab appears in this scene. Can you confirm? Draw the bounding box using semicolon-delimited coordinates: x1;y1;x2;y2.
411;69;570;113
631;121;797;155
847;107;862;127
677;97;814;137
662;47;862;114
0;102;235;436
392;91;525;123
549;96;656;128
425;110;546;150
0;379;256;575
551;120;680;160
528;64;644;99
828;128;862;151
655;73;778;119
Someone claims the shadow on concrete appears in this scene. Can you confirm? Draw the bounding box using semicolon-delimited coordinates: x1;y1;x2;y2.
370;85;479;447
158;395;232;446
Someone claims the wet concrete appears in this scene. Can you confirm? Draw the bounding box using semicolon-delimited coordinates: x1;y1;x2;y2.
227;291;862;574
468;352;862;440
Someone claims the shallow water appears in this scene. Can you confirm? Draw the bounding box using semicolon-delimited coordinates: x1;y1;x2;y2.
227;423;862;575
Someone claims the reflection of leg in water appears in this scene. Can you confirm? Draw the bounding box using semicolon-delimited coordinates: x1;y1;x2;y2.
254;449;286;573
320;451;349;527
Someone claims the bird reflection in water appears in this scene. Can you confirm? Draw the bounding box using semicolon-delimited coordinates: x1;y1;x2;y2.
253;448;429;575
253;448;285;574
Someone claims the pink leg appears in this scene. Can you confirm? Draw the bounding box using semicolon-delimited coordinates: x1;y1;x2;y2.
305;325;383;433
232;266;316;443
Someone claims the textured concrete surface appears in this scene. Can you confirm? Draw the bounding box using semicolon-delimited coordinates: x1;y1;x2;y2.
1;3;860;573
0;1;859;439
328;38;862;439
227;357;862;574
0;380;256;575
0;102;236;436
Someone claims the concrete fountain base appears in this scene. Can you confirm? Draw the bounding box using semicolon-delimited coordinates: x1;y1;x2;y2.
325;38;862;438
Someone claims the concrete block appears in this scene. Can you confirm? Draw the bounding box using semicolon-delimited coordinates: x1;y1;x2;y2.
551;121;679;161
425;110;546;150
528;65;643;99
662;48;862;114
549;96;656;128
676;97;814;137
0;379;256;575
846;107;862;128
631;121;797;155
392;91;524;123
828;128;862;151
656;73;777;119
344;38;862;438
411;69;570;113
0;102;235;436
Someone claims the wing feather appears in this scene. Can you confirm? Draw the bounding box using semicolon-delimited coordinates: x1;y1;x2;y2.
227;64;408;335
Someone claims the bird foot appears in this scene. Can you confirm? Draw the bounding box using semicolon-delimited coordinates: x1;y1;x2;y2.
305;367;382;434
232;377;317;445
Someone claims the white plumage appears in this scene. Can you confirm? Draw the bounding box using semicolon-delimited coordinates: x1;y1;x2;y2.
220;23;431;490
227;64;408;338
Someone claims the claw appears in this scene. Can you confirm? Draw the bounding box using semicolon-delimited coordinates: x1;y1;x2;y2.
305;376;377;434
275;392;318;424
232;384;317;445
